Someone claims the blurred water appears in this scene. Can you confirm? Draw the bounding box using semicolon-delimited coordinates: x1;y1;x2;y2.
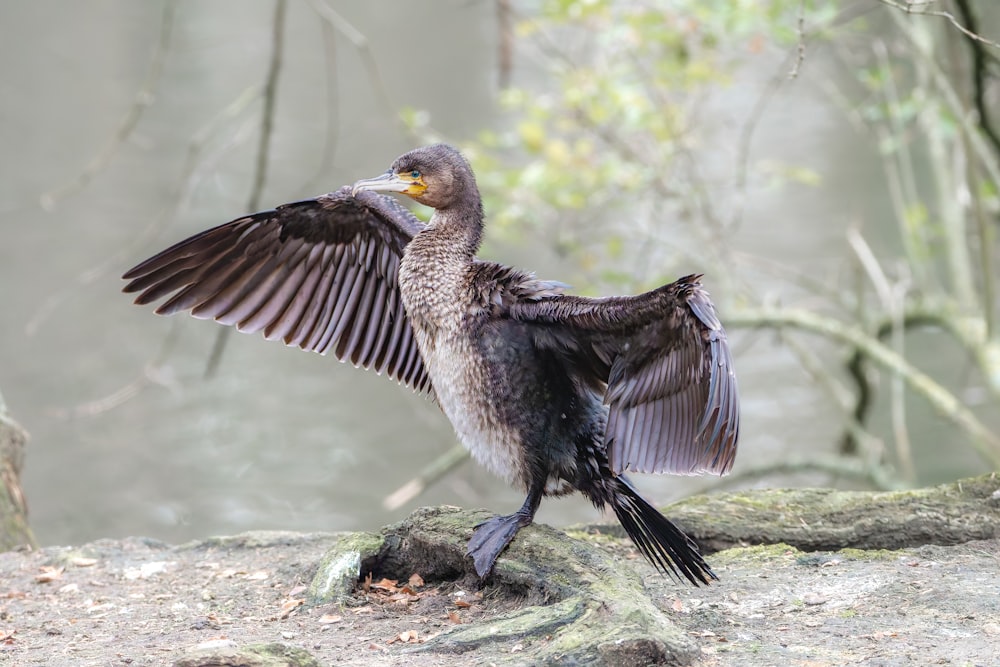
0;0;991;547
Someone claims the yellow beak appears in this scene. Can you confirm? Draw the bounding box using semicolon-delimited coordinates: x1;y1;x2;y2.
352;171;427;197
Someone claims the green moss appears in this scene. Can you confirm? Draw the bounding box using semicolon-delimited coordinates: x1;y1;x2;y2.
564;527;618;546
245;643;322;666
179;530;337;551
676;487;815;512
307;532;385;604
835;547;899;561
433;596;588;651
708;543;800;566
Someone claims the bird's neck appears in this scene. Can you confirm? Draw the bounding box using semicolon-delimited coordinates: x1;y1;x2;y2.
399;205;484;332
422;204;484;259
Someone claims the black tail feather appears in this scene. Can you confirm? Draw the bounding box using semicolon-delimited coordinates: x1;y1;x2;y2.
608;478;716;586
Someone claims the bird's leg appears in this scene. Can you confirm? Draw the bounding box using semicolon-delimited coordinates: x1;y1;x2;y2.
466;477;545;578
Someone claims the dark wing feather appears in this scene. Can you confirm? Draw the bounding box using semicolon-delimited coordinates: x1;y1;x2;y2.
507;274;738;476
122;187;433;395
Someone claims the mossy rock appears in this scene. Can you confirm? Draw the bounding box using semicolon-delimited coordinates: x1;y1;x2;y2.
309;506;697;665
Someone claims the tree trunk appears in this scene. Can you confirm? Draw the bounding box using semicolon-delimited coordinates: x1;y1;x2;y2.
0;390;35;551
626;474;1000;554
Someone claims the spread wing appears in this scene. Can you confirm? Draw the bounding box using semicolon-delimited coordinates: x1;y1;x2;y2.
122;187;433;395
507;275;738;476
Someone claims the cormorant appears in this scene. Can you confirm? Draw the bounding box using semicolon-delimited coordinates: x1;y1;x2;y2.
122;144;739;584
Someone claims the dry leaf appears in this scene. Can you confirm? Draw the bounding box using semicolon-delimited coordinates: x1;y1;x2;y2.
318;614;342;624
689;630;716;638
385;630;419;646
671;599;684;613
34;567;64;583
124;561;172;580
408;573;424;588
70;557;98;568
454;599;471;609
278;598;304;619
371;578;398;592
447;611;462;625
363;572;372;593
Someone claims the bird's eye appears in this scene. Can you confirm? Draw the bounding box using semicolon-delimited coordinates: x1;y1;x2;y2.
410;170;421;179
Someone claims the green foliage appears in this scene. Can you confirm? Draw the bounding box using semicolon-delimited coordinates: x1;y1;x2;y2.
467;0;808;291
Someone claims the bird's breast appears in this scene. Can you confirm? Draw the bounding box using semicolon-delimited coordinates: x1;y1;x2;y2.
397;254;526;484
398;247;469;332
422;331;525;485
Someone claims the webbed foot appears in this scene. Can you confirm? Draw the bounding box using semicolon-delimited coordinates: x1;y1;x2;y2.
466;511;534;578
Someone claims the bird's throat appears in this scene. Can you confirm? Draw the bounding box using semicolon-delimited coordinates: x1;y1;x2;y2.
398;209;482;333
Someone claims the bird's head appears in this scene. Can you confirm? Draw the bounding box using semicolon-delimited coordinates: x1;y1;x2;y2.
352;143;478;211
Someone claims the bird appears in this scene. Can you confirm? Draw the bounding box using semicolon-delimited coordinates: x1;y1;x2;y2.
122;143;739;585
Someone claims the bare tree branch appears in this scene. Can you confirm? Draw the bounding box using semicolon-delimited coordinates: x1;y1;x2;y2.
950;0;999;341
689;455;907;494
40;0;178;210
204;0;288;379
728;307;1000;467
382;443;470;511
25;85;263;339
298;16;341;197
789;0;807;79
875;0;1000;50
951;0;1000;157
50;322;182;419
302;0;397;120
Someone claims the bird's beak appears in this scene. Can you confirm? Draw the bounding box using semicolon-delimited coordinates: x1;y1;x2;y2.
352;171;427;197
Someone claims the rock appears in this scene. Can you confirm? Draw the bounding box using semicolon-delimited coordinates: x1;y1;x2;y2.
174;642;321;667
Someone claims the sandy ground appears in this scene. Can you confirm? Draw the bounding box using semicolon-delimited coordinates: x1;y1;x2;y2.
1;526;998;666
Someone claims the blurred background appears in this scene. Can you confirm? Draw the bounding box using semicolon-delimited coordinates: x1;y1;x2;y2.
1;0;998;547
